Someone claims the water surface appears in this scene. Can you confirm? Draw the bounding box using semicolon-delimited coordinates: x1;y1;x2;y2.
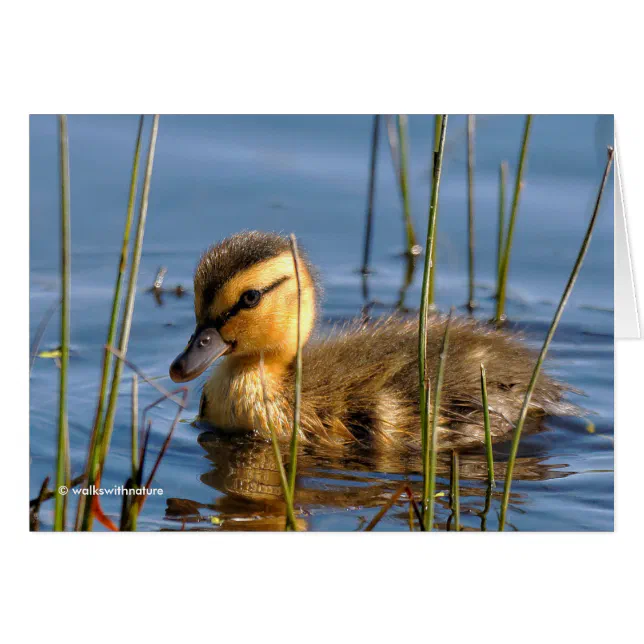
29;115;614;531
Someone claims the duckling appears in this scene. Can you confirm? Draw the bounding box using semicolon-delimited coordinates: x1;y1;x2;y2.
170;231;576;450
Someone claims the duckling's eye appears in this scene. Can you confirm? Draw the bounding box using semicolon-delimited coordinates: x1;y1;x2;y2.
240;289;262;308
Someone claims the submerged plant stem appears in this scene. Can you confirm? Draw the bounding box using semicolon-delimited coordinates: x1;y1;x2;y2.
54;115;71;531
495;116;533;322
498;146;614;530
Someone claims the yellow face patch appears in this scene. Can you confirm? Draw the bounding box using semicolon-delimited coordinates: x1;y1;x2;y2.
197;251;316;362
208;253;298;320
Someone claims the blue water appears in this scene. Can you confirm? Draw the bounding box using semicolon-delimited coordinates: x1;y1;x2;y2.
29;114;614;531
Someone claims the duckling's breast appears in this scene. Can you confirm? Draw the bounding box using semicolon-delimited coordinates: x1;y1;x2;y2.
201;360;292;438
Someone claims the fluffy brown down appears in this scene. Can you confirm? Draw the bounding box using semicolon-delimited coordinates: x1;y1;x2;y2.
273;314;576;450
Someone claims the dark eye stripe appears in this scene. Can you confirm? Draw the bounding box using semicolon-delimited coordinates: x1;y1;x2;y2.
209;275;291;329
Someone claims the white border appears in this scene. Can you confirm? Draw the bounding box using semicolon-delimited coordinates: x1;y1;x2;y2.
4;1;643;640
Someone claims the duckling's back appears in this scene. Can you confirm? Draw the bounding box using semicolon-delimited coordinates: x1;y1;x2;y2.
292;315;576;450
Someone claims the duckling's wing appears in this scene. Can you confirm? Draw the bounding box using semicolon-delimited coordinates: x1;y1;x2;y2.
298;316;419;446
299;314;582;450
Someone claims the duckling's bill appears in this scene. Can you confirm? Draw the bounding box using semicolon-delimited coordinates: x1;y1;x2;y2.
169;326;231;383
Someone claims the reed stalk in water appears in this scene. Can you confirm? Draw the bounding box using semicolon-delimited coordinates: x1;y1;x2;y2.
423;310;453;531
450;451;460;531
127;374;140;531
131;374;139;484
98;116;159;467
81;115;159;531
287;234;303;498
397;115;418;254
365;483;425;532
138;388;187;501
479;484;493;531
30;476;51;531
96;352;187;531
31;474;86;509
54;115;71;531
387;115;418;256
466;115;476;313
495;116;533;322
497;161;508;286
76;116;144;529
361;115;380;276
30;299;60;377
427;116;443;307
419;115;448;511
259;355;298;531
498;146;615;531
480;364;495;488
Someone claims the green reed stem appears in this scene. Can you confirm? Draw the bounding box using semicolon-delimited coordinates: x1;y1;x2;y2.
98;116;159;465
397;115;418;254
450;451;460;531
287;234;303;498
497;161;508;286
54;115;71;531
480;363;495;488
427;116;443;307
466;115;476;313
82;115;159;530
423;310;453;531
259;355;298;531
361;115;380;275
419;115;448;460
495;116;532;322
76;116;144;529
498;146;614;531
421;374;431;507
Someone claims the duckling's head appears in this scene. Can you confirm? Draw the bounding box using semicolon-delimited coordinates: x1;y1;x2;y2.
170;231;318;382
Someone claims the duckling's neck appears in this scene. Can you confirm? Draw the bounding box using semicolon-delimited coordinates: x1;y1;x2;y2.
231;351;293;379
202;352;293;439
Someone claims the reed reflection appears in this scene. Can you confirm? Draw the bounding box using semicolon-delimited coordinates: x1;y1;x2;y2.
163;429;571;531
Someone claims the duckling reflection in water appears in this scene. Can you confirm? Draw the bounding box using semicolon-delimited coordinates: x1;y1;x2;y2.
163;434;572;531
170;231;577;451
